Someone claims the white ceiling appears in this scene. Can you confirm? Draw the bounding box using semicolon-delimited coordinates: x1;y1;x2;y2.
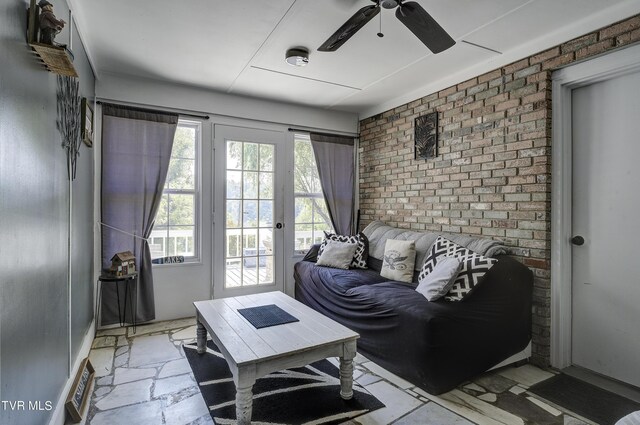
70;0;640;118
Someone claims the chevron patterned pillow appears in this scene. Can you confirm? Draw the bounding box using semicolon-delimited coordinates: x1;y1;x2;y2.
318;232;369;269
419;236;497;301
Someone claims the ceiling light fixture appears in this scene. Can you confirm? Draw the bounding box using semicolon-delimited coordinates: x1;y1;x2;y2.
285;48;309;67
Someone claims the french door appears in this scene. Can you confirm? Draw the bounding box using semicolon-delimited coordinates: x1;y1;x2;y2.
213;125;286;298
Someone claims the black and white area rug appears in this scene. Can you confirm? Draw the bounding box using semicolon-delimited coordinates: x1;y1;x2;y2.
183;341;385;425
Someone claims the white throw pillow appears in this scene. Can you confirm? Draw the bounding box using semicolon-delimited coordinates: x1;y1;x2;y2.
380;239;416;283
416;256;462;301
316;241;358;270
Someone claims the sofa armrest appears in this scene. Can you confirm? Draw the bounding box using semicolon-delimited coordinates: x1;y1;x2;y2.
302;244;321;262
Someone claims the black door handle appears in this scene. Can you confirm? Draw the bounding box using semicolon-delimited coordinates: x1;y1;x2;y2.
571;235;585;246
275;223;283;229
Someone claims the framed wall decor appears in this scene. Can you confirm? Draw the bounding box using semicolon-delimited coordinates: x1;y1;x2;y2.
65;357;94;423
81;97;93;147
414;112;438;159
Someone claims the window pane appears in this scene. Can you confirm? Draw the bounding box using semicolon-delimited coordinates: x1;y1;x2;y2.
295;197;313;225
155;194;169;227
243;200;258;227
168;194;194;225
227;141;242;170
243;172;258;199
243;143;258;171
259;145;274;171
168;226;195;257
259;172;273;199
226;200;241;228
226;171;242;199
173;126;195;159
313;199;330;225
259;200;273;227
167;158;194;190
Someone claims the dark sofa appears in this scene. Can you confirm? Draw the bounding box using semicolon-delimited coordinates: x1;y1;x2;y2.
294;221;533;395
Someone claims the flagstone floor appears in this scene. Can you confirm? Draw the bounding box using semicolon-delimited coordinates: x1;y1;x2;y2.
84;318;595;425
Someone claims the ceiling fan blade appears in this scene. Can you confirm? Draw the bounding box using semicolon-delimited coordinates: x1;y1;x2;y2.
318;4;380;52
396;1;455;54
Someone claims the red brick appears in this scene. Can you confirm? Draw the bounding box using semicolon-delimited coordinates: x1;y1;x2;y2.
530;47;560;64
576;39;616;60
600;16;640;39
616;27;640;46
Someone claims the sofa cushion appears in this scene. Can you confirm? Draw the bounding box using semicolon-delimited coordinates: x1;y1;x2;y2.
362;221;507;271
416;256;461;301
316;240;358;270
380;239;416;283
420;236;497;301
319;232;369;269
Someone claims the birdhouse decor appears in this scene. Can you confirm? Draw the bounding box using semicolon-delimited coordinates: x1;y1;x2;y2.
109;251;136;277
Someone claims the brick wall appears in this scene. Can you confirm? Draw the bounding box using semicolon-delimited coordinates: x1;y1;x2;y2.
358;15;640;367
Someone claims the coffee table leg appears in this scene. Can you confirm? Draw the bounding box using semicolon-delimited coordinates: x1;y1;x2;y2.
236;385;253;425
196;320;207;354
340;340;357;400
235;366;256;425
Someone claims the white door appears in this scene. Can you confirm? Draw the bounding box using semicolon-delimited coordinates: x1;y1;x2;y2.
213;125;286;298
571;70;640;387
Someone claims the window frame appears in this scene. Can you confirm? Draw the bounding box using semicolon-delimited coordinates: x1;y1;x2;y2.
151;119;202;265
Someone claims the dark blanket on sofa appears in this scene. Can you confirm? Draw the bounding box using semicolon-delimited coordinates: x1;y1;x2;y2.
294;255;532;395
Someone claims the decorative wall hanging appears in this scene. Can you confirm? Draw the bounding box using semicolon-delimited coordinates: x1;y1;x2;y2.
81;98;94;147
56;75;81;180
414;112;438;159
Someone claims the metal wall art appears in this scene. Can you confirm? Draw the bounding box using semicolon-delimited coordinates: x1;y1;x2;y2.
414;112;438;160
56;75;81;180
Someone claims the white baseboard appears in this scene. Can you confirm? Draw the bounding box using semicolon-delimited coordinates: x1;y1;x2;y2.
48;321;95;425
489;341;532;371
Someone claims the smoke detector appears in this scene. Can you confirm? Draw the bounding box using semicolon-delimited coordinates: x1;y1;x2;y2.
285;48;309;67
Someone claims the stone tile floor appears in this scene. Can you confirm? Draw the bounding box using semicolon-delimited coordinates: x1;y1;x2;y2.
85;318;595;425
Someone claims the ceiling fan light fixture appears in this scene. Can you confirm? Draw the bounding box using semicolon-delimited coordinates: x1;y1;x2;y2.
285;48;309;67
380;0;399;9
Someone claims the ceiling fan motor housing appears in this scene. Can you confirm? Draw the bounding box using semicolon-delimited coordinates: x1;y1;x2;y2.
380;0;399;9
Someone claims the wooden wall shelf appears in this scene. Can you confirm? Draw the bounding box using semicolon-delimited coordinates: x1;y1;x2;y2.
29;42;78;77
27;0;78;77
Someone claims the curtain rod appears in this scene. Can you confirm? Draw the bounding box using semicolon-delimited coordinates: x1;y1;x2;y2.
288;127;359;138
96;100;210;120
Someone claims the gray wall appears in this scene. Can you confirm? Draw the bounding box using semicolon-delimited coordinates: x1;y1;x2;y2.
0;1;95;424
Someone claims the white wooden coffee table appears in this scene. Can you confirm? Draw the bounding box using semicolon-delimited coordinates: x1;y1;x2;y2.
194;291;359;425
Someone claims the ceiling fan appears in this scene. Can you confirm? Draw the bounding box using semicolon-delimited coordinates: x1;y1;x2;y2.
319;0;455;54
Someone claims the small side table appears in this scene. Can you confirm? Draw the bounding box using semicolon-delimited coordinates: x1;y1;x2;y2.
96;272;138;334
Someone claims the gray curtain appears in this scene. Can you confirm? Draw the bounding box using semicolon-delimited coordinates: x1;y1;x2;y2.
310;133;356;235
101;104;178;326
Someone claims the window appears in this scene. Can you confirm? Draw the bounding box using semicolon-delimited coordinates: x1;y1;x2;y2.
150;120;200;261
293;134;332;254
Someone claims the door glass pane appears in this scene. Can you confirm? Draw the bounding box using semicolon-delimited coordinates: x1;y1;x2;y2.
259;200;273;227
243;200;258;228
226;171;242;199
259;145;274;171
226;200;241;228
225;140;276;289
244;172;258;199
244;143;259;171
259;172;273;199
227;141;242;170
